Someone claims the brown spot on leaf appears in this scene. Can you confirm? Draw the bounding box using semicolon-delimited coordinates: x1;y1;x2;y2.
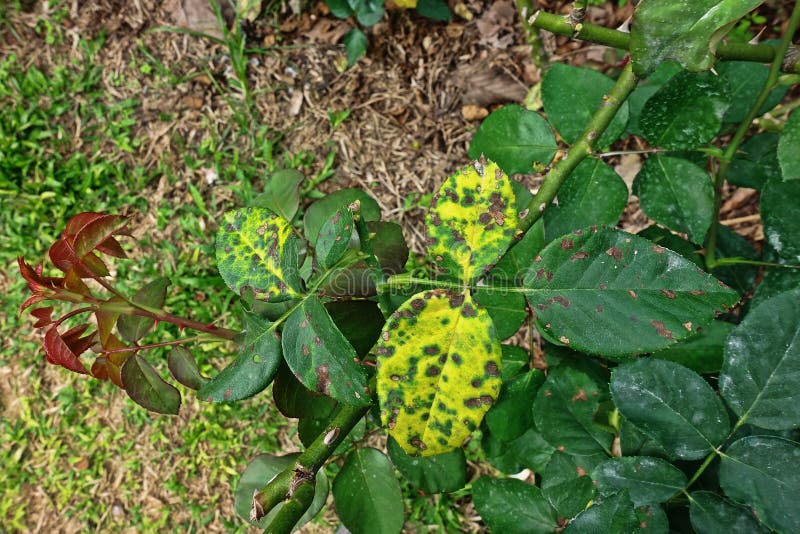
464;398;481;408
689;290;706;296
479;212;492;225
302;345;310;356
424;345;439;355
448;293;465;308
606;247;623;260
652;245;665;253
571;251;589;261
560;238;574;250
480;395;494;405
660;289;676;299
559;336;570;345
683;322;693;331
485;361;499;376
315;364;330;394
426;366;441;377
651;320;673;339
553;295;570;308
571;389;588;402
596;304;604;313
461;303;477;317
410;299;425;311
628;290;637;299
576;467;587;477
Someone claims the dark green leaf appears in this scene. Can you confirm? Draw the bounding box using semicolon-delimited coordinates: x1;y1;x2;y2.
234;453;328;528
252;168;304;221
626;62;683;136
198;311;282;402
491;219;545;284
761;177;800;262
272;362;337;419
326;300;384;357
482;426;555;474
332;448;403;534
501;344;530;380
472;477;559;534
709;225;760;294
728;132;780;189
629;0;763;75
533;367;613;456
415;0;451;21
718;61;788;123
635;504;670;534
633;155;713;243
637;225;704;269
778;109;800;181
653;320;734;374
387;436;466;493
485;369;545;442
719;436;800;532
720;289;800;430
121;355;181;415
619;417;675;461
611;359;730;460
544;159;628;243
640;71;730;149
564;491;639;533
117;277;170;343
524;227;739;357
304;189;380;245
593;456;687;505
354;0;384;27
467;104;558;175
343;28;368;66
167;346;207;390
541;63;630;148
751;260;800;310
282;295;370;405
542;452;599;520
689;491;766;534
474;287;527;340
326;0;354;18
316;208;354;269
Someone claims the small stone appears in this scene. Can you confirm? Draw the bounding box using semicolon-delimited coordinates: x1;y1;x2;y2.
461;105;488;121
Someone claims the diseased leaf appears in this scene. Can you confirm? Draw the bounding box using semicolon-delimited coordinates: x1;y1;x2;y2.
639;71;730;149
117;277;170;343
376;289;502;456
121;354;181;415
252;168;304;221
761;176;800;262
653;320;734;374
542;63;630;148
593;456;687;506
633;155;713;243
689;491;767;534
778;109;800;181
198;311;282;402
472;477;559;534
564;491;639;533
630;0;763;75
635;504;670;534
485;369;545;442
387;436;466;493
216;207;303;302
282;296;370;406
524;227;739;357
315;208;354;269
541;452;600;520
427;160;518;282
272;362;337;419
611;359;730;460
467;105;558;175
304;189;380;245
720;289;800;430
332;448;403;534
167;346;207;390
719;436;800;533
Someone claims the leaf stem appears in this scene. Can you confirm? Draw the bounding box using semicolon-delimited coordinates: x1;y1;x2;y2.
99;336;204;355
705;0;800;269
350;202;393;315
515;0;549;68
262;480;315;534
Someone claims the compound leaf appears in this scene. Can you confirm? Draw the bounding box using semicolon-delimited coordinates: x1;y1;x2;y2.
593;456;687;506
376;289;502;456
472;477;559;534
427;160;518;282
216;207;303;302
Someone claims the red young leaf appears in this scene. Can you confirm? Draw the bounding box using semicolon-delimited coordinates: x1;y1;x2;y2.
72;213;128;258
95;308;121;346
18;258;64;293
31;307;54;328
96;236;127;259
44;326;92;374
64;269;92;296
91;357;110;380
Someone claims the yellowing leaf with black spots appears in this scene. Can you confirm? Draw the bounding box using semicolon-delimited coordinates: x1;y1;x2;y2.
376;289;502;456
216;208;303;302
427;160;518;282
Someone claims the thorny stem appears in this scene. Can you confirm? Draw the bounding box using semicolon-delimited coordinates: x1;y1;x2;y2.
705;0;800;269
529;10;800;73
518;63;639;235
264;480;316;534
570;1;587;27
515;0;549;68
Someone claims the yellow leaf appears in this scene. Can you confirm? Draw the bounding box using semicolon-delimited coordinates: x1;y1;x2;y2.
394;0;418;8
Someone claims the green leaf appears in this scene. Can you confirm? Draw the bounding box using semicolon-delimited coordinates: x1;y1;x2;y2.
121;355;181;415
326;0;354;18
639;71;730;149
564;491;639;533
252;168;304;221
629;0;763;75
332;448;403;534
234;453;328;528
710;225;760;294
386;436;466;493
167;346;207;390
633;155;713;243
377;289;502;456
611;359;730;460
778;109;800;180
653;320;734;374
117;277;170;343
533;366;612;456
216;207;303;302
619;417;676;461
541;63;630;148
689;491;766;534
198;311;282;402
592;456;687;506
626;62;683;136
491;219;545;284
720;289;800;430
326;300;384;357
415;0;451;21
541;452;600;520
272;362;337;419
315;208;354;269
544;158;628;243
482;426;555;474
473;287;527;340
282;295;370;406
637;224;704;268
343;28;367;66
485;369;544;442
751;260;800;310
719;436;800;532
304;189;380;245
728;132;780;189
635;504;670;534
354;0;384;26
761;176;800;261
427;160;518;282
524;227;739;357
501;344;529;380
717;61;788;123
467;105;558;175
472;477;559;534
